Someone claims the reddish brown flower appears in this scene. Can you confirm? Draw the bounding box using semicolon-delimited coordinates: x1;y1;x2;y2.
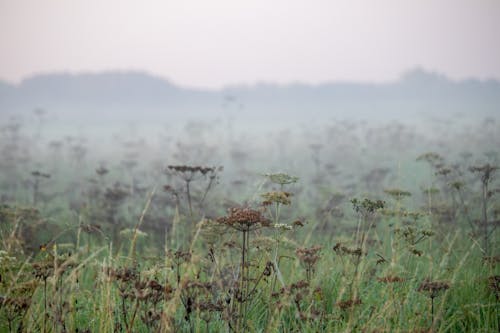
217;207;271;231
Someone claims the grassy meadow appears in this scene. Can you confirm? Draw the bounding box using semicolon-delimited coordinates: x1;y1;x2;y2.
0;114;498;332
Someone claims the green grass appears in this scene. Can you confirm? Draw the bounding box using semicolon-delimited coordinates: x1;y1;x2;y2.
1;197;498;332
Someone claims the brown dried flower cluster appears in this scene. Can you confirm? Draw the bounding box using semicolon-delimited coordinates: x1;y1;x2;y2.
296;246;322;281
274;280;310;305
180;280;223;322
169;250;192;264
336;298;362;310
483;255;500;266
296;246;322;266
488;275;499;301
167;165;223;179
261;191;293;206
104;265;175;330
288;279;310;292
106;266;139;283
264;173;299;186
1;296;31;312
217;207;271;231
384;188;412;198
333;243;364;257
469;163;498;184
32;261;54;280
168;165;220;175
417;279;450;298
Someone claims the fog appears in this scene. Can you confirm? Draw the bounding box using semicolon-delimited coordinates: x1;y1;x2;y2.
1;67;498;209
0;0;499;250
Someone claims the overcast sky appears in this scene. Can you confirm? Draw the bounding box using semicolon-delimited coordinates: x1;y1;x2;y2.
1;0;499;89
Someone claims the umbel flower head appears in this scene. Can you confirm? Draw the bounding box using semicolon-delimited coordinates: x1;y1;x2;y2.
264;173;299;186
217;207;271;231
261;191;293;206
296;246;322;266
417;279;450;298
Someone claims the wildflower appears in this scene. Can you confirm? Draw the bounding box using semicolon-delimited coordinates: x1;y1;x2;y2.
351;198;385;215
263;261;274;277
418;279;450;298
483;256;500;265
296;246;321;281
487;275;499;301
217;207;271;231
383;188;412;198
333;242;364;257
261;191;293;205
469;163;498;184
296;246;322;265
336;298;362;310
264;173;299;186
274;223;293;231
416;152;444;167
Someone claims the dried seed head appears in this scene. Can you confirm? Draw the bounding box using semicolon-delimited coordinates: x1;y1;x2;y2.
263;261;274;277
296;246;322;266
264;173;299;186
470;163;498;184
487;275;500;300
336;298;362;310
418;279;450;298
261;191;293;205
333;242;365;257
351;198;385;215
383;188;412;198
217;207;271;231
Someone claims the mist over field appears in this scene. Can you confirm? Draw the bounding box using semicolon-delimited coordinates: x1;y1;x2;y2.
0;66;499;229
1;67;498;158
1;1;499;332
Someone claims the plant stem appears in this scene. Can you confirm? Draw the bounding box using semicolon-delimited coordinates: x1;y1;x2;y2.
431;296;434;327
186;180;193;217
127;299;140;333
43;278;47;333
482;180;489;255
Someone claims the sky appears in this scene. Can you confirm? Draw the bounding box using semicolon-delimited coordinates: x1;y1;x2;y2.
1;0;500;89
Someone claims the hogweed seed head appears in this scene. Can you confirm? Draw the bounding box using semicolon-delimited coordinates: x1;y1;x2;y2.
336;298;362;310
383;188;412;198
418;279;450;298
261;191;293;205
217;207;271;231
264;173;299;186
296;246;322;266
470;163;498;185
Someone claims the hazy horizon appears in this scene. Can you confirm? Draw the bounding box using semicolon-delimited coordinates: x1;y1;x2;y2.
1;66;498;92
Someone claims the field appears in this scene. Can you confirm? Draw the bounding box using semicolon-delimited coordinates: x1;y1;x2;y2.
0;114;499;332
